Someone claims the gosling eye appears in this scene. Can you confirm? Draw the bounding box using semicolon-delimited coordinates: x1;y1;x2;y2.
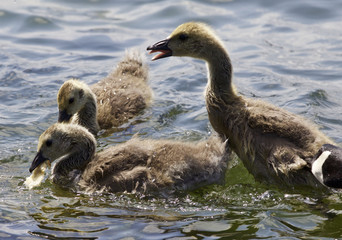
179;33;188;41
46;139;53;147
68;97;74;104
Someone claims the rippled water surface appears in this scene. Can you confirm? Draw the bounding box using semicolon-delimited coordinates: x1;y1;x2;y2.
1;0;342;239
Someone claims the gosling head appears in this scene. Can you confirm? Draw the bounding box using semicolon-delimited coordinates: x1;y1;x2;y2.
311;144;342;189
29;123;95;173
147;22;224;61
57;79;92;123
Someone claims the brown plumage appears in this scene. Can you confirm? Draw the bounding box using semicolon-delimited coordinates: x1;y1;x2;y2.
147;22;335;188
28;123;229;195
57;49;152;135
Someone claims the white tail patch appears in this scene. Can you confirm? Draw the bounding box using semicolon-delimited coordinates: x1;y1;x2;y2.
311;150;331;186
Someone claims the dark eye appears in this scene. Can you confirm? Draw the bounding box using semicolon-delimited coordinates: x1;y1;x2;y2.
46;139;53;147
68;97;74;104
179;33;188;41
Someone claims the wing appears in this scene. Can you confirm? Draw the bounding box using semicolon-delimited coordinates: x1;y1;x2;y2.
245;98;319;149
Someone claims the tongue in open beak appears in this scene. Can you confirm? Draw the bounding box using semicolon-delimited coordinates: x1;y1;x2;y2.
147;39;172;61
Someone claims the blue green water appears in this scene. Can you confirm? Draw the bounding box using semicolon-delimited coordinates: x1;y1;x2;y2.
1;0;342;239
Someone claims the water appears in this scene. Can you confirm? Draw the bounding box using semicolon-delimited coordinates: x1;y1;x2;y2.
1;0;342;239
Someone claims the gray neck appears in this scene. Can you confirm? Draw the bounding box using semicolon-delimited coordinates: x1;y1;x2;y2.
205;44;235;99
76;96;99;136
52;136;96;186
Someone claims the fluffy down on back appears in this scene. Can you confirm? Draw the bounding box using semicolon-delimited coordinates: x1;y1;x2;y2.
91;50;152;129
79;135;229;195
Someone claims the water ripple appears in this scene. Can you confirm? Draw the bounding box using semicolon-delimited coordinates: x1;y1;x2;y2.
0;0;342;239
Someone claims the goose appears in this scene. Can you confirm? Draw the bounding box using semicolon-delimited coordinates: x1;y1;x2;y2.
57;49;152;135
147;22;339;189
27;123;229;194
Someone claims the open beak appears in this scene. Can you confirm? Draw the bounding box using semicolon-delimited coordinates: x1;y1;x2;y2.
147;39;172;61
29;151;48;173
58;109;72;123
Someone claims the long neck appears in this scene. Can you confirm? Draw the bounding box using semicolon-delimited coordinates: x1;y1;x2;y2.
52;136;96;186
205;45;235;99
76;95;99;136
204;42;245;141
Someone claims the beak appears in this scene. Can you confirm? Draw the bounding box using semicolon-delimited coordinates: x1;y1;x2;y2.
29;151;48;173
147;39;172;61
58;109;72;122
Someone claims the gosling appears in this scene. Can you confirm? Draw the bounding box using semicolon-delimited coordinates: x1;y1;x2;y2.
58;49;152;135
28;123;229;195
147;22;338;189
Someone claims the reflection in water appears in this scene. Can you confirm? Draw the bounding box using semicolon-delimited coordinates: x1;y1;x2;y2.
15;161;342;239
